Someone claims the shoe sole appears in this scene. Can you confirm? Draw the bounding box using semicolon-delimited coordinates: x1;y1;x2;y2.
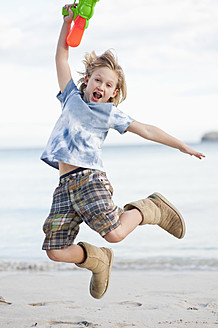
153;192;186;239
103;248;114;298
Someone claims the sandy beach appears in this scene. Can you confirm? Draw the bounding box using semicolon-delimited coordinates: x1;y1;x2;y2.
0;270;217;328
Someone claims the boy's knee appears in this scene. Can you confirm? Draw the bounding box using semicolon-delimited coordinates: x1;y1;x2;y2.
104;229;124;243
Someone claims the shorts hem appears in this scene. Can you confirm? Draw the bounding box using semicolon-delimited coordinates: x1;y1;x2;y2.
99;220;121;237
42;231;76;250
42;241;75;250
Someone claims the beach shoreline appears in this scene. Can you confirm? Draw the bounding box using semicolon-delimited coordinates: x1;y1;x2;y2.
1;270;217;328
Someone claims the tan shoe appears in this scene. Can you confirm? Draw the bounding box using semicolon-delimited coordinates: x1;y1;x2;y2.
76;242;113;299
124;192;185;239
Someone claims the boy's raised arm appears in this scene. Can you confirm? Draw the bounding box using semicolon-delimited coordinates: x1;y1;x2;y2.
56;6;74;93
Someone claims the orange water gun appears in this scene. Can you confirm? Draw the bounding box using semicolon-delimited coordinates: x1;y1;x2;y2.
62;0;100;47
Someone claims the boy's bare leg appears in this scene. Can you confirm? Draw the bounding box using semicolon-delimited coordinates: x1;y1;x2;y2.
104;209;142;243
46;241;114;299
46;244;85;264
46;209;142;262
45;209;142;299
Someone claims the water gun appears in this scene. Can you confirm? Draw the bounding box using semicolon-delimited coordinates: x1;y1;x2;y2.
62;0;100;47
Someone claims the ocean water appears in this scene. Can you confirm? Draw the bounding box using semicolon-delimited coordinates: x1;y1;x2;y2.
0;142;217;271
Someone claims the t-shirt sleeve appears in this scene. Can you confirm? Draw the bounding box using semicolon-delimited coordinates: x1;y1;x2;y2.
109;105;134;134
56;79;77;105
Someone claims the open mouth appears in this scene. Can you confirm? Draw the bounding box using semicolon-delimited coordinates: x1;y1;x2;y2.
93;91;102;101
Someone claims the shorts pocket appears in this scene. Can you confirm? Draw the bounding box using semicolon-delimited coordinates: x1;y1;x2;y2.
43;214;73;233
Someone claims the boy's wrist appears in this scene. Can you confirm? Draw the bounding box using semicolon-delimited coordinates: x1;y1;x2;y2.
63;20;73;26
179;143;188;153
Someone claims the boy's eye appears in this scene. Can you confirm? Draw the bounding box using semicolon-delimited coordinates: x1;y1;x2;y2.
107;84;112;88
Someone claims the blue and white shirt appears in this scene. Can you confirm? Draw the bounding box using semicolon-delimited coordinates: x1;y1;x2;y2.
41;79;134;171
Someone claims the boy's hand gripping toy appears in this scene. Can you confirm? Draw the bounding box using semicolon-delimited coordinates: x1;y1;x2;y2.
62;0;100;47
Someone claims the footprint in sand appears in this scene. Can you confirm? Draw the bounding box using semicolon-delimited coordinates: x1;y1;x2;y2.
176;300;218;312
29;302;46;307
28;300;79;309
47;321;98;327
0;296;12;305
118;301;142;308
174;300;198;310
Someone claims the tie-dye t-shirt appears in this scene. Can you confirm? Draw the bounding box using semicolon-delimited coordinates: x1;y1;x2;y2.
41;79;134;171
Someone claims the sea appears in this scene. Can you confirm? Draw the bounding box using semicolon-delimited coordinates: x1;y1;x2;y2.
0;141;217;272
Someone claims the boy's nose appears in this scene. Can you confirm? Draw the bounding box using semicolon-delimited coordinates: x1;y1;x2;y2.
97;84;103;91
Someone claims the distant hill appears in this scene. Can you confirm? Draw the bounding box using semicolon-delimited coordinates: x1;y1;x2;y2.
202;131;218;141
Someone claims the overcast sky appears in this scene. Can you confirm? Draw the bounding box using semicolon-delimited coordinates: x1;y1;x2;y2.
0;0;217;148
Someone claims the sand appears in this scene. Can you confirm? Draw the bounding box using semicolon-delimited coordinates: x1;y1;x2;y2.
0;270;218;328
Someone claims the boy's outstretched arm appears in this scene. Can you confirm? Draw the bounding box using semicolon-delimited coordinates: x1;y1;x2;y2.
127;121;205;159
56;5;74;92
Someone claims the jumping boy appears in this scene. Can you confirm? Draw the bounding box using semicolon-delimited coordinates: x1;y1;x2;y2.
41;5;205;299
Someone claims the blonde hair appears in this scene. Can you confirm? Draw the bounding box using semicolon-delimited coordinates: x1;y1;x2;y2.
78;50;127;106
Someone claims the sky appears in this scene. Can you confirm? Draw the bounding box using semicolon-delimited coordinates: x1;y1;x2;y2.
0;0;218;148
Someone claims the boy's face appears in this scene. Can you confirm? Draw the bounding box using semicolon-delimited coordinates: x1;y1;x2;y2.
83;67;119;104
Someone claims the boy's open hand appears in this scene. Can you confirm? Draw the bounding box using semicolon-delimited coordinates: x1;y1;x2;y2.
180;145;205;160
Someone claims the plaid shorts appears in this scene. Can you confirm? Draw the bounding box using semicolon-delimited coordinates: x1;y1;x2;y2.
42;169;122;250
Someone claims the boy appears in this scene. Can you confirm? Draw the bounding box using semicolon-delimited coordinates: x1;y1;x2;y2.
41;5;205;299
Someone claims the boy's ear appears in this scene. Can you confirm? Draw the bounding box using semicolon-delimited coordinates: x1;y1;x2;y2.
112;88;119;98
85;75;89;85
